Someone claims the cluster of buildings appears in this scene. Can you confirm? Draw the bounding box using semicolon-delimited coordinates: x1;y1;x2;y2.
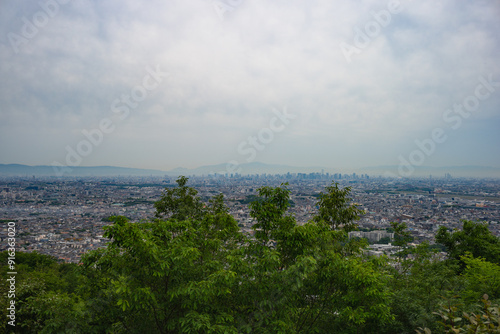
0;174;499;263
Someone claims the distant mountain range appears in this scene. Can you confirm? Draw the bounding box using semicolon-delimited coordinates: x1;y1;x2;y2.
0;163;499;178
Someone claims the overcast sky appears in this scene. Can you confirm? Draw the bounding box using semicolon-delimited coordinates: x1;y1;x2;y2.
1;0;499;172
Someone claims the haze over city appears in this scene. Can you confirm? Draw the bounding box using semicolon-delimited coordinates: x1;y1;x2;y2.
1;0;499;173
2;3;500;331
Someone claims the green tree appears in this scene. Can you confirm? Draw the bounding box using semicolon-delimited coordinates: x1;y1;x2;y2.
380;222;461;334
384;251;460;334
377;236;391;244
154;176;205;221
460;253;500;304
389;221;415;263
0;251;87;333
416;295;500;334
237;182;393;333
436;220;500;266
81;179;243;333
79;178;394;333
312;182;364;232
249;183;295;247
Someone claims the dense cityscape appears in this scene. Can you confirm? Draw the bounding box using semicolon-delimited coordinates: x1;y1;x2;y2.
1;173;499;263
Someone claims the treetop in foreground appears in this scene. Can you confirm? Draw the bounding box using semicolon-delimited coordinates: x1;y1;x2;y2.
1;177;499;333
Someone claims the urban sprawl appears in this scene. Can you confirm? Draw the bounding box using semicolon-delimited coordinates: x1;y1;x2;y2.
1;173;499;263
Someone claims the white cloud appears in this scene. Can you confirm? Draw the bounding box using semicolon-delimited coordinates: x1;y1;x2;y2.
0;0;499;170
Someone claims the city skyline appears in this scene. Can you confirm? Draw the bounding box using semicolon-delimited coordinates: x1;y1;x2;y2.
1;0;499;174
2;161;500;179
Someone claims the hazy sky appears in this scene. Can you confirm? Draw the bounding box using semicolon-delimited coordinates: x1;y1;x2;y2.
1;0;499;171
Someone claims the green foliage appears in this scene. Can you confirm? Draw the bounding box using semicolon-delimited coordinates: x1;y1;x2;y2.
390;221;413;249
312;182;364;232
436;220;500;266
417;295;500;333
460;253;500;304
383;240;461;334
80;183;243;333
0;251;87;333
79;178;393;333
5;178;500;333
249;183;294;246
384;222;499;334
154;176;205;221
378;236;392;244
0;250;58;270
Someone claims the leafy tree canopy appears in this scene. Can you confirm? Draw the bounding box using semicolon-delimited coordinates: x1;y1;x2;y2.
312;182;364;232
4;178;500;334
436;220;500;266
